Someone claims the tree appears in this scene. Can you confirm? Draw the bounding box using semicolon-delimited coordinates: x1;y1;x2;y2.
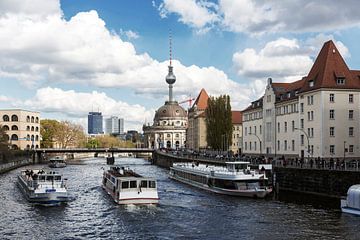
40;119;60;148
205;95;233;150
0;124;9;151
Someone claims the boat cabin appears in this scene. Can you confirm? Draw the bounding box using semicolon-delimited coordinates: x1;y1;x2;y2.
226;162;250;172
346;184;360;210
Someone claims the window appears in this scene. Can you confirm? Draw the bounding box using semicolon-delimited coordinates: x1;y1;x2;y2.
277;140;280;151
31;116;34;123
130;181;137;188
349;110;354;120
266;122;272;142
284;140;287;151
309;80;314;87
329;93;334;102
349;127;354;137
307;111;310;121
11;125;18;130
260;125;262;134
284;122;287;132
307;95;314;105
330;145;335;154
267;95;271;102
329;110;335;119
250;142;252;151
292;121;295;131
277;122;280;133
11;134;18;140
167;134;170;137
300;119;304;129
245;142;247;150
300;103;304;113
3;125;9;131
292;140;295;151
254;141;257;151
26;116;30;122
3;115;9;121
311;111;314;120
149;181;156;188
249;127;252;134
349;145;354;153
349;94;354;103
11;115;18;121
254;126;257;134
35;117;39;123
26;126;30;131
311;128;314;138
301;135;304;145
121;181;129;189
35;135;39;141
330;127;335;137
31;126;34;131
141;180;148;188
245;127;247;136
336;77;345;85
175;133;179;138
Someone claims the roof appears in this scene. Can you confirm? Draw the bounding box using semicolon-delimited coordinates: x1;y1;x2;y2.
231;111;242;124
299;40;360;93
193;88;209;110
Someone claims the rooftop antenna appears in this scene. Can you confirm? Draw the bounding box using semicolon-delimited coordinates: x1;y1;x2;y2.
169;29;172;66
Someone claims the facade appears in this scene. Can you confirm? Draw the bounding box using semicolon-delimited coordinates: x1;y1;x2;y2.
143;58;187;149
242;40;360;160
105;116;124;135
88;112;103;134
0;109;40;150
187;88;209;150
231;111;243;154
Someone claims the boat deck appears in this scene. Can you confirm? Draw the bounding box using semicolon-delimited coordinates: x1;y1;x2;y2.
108;167;142;178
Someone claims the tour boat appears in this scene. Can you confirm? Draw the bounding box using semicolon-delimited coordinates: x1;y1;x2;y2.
169;161;272;198
341;184;360;216
18;169;70;206
48;156;66;168
102;166;159;205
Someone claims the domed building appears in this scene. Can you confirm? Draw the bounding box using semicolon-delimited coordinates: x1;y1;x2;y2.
143;58;187;149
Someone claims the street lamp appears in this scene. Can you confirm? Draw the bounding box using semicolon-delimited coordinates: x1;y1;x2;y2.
249;132;262;155
294;127;310;160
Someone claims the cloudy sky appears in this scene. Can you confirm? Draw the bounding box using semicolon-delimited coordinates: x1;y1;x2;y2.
0;0;360;132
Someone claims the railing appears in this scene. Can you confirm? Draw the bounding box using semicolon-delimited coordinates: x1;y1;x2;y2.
0;159;32;173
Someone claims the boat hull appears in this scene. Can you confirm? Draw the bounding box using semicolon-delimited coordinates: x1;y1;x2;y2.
341;199;360;216
48;163;66;168
169;174;272;198
102;185;159;205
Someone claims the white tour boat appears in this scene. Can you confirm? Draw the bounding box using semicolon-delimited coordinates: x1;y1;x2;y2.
102;166;159;205
341;184;360;216
169;161;272;198
48;156;66;168
18;169;70;206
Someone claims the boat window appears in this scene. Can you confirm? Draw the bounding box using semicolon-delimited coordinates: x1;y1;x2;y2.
121;181;129;189
130;181;137;188
149;181;156;188
54;176;61;181
46;176;54;181
111;177;116;183
140;180;148;188
247;182;260;189
39;176;46;181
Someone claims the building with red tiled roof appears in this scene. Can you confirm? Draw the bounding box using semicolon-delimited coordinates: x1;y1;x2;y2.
231;111;243;154
242;40;360;160
187;89;209;150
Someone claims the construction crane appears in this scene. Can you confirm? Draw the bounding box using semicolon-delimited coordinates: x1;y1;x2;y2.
179;97;195;108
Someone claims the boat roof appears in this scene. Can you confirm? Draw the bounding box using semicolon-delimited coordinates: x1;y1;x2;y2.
225;161;250;164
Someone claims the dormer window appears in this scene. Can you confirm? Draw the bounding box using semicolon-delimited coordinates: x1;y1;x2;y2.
309;80;314;87
336;77;345;85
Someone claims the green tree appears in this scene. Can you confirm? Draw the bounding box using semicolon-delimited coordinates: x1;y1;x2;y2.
0;124;9;151
40;119;60;148
205;95;233;150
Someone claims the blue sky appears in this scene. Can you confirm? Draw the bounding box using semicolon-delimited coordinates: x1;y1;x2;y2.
1;0;360;131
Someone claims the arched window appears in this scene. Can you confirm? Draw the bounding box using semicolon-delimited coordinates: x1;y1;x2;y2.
175;141;180;149
26;116;30;122
26;126;30;131
11;125;18;130
11;115;18;121
166;141;171;148
31;116;34;123
26;145;30;149
3;115;9;121
35;135;39;141
35;145;39;149
35;127;39;132
31;145;34;149
31;126;34;131
11;134;18;141
3;125;9;131
27;134;30;141
12;144;18;150
35;117;39;123
4;134;9;141
175;133;179;138
31;135;34;141
167;134;170;138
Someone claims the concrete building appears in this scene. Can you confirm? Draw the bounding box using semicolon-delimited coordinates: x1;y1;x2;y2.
187;88;209;150
231;111;243;154
88;112;103;134
105;116;124;135
242;40;360;160
0;109;40;149
143;55;187;149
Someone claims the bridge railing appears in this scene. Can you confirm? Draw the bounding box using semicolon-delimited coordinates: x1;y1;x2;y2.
273;159;360;172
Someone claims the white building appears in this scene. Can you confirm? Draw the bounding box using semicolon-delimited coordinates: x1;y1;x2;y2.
105;116;124;135
242;40;360;160
0;109;40;150
143;58;187;149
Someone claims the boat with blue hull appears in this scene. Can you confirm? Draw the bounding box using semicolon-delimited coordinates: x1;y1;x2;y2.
18;169;71;206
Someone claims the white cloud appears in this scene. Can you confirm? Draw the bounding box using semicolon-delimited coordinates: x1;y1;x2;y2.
120;29;140;40
306;33;350;58
0;95;10;102
158;0;219;33
0;0;61;18
17;87;155;131
156;0;360;34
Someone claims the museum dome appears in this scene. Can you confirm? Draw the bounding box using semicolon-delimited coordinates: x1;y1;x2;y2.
154;101;187;120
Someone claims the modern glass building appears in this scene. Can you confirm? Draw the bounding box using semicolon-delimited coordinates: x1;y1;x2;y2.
105;116;124;135
88;112;103;134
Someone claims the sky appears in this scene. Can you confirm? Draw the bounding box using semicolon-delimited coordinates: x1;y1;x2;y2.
0;0;360;132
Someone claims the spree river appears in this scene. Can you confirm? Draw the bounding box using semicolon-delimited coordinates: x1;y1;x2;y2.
0;157;359;240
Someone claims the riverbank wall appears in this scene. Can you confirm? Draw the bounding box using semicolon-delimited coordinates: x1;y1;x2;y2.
0;158;32;174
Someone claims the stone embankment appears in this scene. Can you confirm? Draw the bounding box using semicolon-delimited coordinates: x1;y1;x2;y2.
0;159;32;174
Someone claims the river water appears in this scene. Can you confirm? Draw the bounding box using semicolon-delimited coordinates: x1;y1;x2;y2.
0;157;359;240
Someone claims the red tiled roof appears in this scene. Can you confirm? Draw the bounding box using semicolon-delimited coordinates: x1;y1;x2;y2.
299;40;360;93
231;111;242;124
193;88;209;110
